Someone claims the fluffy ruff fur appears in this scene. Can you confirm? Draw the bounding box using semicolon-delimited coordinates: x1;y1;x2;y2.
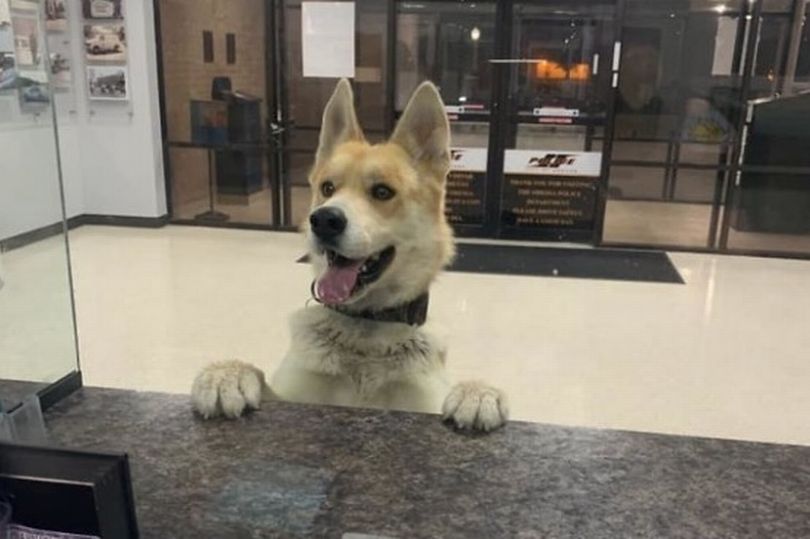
191;79;508;432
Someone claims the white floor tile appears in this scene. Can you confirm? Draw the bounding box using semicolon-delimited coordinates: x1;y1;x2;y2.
34;225;810;445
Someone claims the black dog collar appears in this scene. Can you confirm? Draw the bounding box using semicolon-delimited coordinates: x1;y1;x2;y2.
312;285;430;327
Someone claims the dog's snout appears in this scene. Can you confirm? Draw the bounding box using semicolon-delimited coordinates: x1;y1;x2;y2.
309;207;347;242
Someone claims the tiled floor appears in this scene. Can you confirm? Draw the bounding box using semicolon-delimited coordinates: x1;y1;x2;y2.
48;225;810;446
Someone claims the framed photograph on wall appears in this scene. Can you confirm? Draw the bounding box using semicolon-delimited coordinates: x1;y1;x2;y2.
9;0;38;12
0;51;16;92
84;23;126;63
44;0;67;32
0;0;10;27
17;69;49;109
82;0;123;20
11;16;41;67
86;65;127;101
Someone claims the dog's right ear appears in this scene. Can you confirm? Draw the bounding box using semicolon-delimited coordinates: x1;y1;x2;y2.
315;79;364;166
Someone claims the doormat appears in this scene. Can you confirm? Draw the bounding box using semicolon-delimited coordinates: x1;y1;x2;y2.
297;243;684;284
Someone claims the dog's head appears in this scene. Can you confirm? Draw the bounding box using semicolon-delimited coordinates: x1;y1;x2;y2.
305;79;454;311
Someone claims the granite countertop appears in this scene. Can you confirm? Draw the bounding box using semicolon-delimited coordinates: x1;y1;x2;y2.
44;388;810;538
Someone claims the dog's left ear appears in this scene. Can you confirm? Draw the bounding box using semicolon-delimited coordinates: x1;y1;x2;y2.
390;82;450;176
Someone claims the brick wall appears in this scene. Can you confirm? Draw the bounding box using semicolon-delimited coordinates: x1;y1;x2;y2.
159;0;266;206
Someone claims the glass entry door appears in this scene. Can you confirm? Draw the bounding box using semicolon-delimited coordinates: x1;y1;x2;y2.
394;0;618;242
395;1;497;231
498;1;617;241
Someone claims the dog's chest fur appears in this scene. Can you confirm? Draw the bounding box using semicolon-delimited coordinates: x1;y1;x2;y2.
284;306;446;400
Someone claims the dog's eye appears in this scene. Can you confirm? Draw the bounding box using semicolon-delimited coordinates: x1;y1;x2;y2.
320;181;336;198
371;184;396;201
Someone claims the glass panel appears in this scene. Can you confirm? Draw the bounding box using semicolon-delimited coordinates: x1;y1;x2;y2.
611;140;670;162
397;1;494;229
395;1;495;109
512;4;614;122
159;0;274;226
606;0;745;247
727;171;810;254
679;142;732;166
606;165;668;200
284;0;391;227
749;13;793;100
671;167;724;203
740;93;810;169
501;2;614;237
603;200;713;248
0;0;78;410
616;1;744;157
168;146;273;224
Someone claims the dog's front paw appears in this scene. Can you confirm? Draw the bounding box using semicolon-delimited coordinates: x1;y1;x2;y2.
191;360;266;419
442;381;509;432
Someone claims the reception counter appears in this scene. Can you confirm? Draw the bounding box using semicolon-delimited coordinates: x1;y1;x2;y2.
43;388;810;538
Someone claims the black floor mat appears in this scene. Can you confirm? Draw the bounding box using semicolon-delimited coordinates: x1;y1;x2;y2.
449;243;683;283
298;244;683;284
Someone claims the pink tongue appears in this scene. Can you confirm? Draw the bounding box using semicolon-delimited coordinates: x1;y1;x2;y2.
316;259;364;305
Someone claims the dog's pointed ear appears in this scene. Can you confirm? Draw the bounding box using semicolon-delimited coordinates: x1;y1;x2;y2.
316;78;364;165
390;82;450;174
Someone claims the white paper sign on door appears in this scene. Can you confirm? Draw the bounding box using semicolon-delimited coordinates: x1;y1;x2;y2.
301;2;355;78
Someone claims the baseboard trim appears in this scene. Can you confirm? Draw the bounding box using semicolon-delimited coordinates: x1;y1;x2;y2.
1;214;170;251
76;214;171;228
37;370;83;411
0;222;69;252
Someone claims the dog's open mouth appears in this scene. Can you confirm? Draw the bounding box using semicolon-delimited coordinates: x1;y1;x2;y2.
315;246;396;305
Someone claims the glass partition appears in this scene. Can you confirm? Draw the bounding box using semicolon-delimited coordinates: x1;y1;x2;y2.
0;0;79;412
603;0;748;248
396;1;495;230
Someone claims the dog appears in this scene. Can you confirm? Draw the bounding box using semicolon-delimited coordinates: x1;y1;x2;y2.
191;80;508;431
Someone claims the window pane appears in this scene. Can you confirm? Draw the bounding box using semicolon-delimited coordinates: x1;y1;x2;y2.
607;165;667;199
396;2;495;110
616;3;744;150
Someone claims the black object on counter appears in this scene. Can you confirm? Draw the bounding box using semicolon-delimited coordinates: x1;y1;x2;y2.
0;443;138;538
734;92;810;233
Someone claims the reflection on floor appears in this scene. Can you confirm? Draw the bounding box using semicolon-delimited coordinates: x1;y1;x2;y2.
0;236;77;384
604;199;810;252
66;225;810;445
172;185;312;227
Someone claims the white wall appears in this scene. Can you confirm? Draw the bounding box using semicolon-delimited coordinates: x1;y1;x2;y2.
74;0;165;218
1;0;166;241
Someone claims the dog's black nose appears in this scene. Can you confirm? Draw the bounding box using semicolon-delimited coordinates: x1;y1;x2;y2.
309;207;347;241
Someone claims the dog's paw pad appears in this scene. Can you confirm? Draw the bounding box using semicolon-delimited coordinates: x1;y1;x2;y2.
191;360;265;419
442;381;508;432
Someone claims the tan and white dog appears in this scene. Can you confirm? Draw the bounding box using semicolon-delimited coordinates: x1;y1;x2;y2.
191;79;508;431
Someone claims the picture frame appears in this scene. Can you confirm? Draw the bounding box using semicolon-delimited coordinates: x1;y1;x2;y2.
11;16;41;68
44;0;67;32
16;69;49;109
83;23;126;63
0;51;15;92
86;64;127;101
0;0;10;27
81;0;123;20
9;1;38;13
